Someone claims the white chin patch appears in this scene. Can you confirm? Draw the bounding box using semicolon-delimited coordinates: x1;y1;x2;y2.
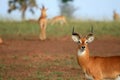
78;49;86;56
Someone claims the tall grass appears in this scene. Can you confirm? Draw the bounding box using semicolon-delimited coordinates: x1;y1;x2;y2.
0;21;120;39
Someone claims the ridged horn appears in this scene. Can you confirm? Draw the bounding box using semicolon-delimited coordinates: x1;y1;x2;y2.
72;27;80;38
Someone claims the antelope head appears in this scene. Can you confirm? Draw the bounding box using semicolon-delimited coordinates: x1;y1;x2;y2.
40;5;47;17
72;27;94;56
40;5;47;12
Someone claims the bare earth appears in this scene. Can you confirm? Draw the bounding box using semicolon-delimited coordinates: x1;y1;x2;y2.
0;36;120;80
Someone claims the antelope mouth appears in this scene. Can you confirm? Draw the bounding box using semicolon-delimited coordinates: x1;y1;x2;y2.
80;48;85;52
78;49;86;56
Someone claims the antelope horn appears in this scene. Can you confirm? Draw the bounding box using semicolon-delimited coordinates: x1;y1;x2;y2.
87;26;94;37
72;27;80;38
42;5;45;9
91;25;94;34
72;27;75;35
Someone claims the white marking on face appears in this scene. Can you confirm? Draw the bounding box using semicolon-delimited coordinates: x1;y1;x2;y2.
79;39;82;43
78;49;86;56
85;40;88;44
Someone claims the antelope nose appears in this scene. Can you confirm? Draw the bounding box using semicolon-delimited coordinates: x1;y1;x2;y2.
81;46;85;49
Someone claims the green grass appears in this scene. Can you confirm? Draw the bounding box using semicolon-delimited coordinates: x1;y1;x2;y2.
0;21;120;39
0;20;120;80
0;21;39;39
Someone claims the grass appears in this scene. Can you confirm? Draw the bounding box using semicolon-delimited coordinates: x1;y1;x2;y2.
0;21;39;39
0;21;120;39
0;20;120;80
0;54;82;80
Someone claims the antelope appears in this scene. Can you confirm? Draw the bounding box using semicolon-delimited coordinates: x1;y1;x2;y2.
38;5;47;40
0;38;3;44
113;10;119;21
72;27;120;80
51;15;67;25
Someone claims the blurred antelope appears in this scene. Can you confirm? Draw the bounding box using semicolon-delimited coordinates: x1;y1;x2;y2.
72;27;120;80
51;15;67;25
38;5;47;40
113;10;119;21
0;38;3;44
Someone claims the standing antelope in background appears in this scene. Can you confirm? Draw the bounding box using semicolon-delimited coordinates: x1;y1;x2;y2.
113;10;119;21
72;27;120;80
38;5;47;40
51;15;67;25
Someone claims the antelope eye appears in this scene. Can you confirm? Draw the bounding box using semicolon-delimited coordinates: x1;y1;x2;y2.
85;40;88;44
78;40;81;44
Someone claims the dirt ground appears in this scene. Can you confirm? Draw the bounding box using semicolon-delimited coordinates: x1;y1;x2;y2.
1;36;120;56
0;36;120;80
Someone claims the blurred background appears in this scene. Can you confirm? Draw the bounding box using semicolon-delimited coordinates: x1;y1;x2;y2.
0;0;120;21
0;0;120;39
0;1;120;80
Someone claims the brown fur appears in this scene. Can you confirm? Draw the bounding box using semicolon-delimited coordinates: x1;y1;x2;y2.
38;5;47;40
73;35;120;80
51;15;67;25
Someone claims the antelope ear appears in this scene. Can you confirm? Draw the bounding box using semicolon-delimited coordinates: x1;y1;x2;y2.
72;34;80;43
86;34;94;43
72;27;80;43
